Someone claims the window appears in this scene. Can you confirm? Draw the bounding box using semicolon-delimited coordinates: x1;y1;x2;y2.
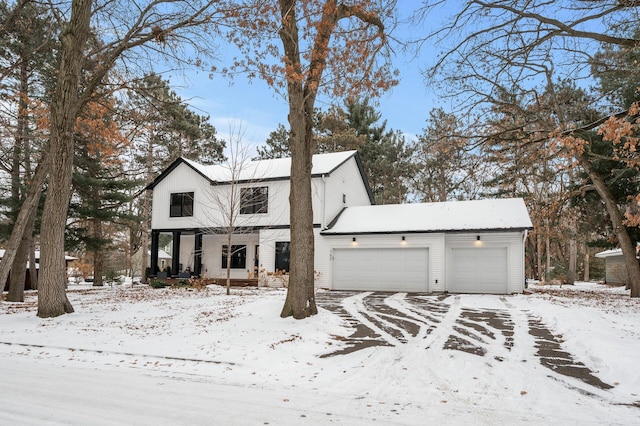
222;245;246;269
170;192;194;217
240;187;268;214
275;242;290;273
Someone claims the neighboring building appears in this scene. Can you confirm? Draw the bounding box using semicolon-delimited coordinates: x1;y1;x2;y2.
147;150;533;294
130;249;172;277
595;249;628;285
1;249;77;291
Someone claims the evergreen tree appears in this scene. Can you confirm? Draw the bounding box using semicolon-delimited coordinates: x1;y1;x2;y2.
256;98;414;204
123;73;225;283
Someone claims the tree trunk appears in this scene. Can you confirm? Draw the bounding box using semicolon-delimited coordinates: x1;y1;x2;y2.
93;218;104;286
545;218;551;280
28;237;37;290
568;238;577;285
583;247;590;282
536;232;543;280
141;133;154;284
37;0;93;318
580;154;640;297
278;0;318;319
6;206;38;302
0;162;47;290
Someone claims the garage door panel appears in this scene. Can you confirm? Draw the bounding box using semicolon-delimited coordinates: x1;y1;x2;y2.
451;247;508;294
333;248;428;292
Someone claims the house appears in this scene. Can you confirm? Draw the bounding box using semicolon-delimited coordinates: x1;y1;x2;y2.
130;249;172;278
595;249;628;285
1;249;77;291
147;150;533;294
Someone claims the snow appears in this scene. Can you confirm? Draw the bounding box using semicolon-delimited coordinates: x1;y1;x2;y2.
595;248;623;258
183;150;357;183
1;281;639;425
323;198;533;234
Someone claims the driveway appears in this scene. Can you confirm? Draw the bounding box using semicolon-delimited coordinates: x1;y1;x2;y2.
316;291;613;391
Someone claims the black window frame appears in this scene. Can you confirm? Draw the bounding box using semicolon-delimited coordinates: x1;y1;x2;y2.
222;245;247;269
170;192;194;217
275;241;290;273
240;186;268;214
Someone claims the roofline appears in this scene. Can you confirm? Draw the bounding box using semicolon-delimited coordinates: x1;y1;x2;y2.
146;157;213;190
151;223;323;234
320;227;533;236
351;151;376;205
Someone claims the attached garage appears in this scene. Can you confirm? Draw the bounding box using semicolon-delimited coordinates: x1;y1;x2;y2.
449;247;508;294
332;247;429;292
320;198;533;294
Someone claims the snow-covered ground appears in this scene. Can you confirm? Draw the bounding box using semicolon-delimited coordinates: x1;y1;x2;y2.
1;282;638;425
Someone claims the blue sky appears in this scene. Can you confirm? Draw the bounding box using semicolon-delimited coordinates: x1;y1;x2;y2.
167;3;443;154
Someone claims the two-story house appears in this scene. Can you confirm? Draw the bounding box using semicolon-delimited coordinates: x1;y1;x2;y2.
147;150;533;294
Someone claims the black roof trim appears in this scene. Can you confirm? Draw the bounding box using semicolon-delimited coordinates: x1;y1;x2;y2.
146;158;213;190
320;227;533;236
324;207;347;231
152;223;323;234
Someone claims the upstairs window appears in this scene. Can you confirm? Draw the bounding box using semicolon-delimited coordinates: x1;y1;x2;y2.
240;186;268;214
222;245;246;269
275;241;290;273
170;192;194;217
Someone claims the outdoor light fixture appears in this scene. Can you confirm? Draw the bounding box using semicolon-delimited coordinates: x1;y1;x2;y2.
477;235;481;241
352;237;356;242
402;236;406;241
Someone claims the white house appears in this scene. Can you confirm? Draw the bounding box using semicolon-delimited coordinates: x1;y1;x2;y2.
147;150;533;294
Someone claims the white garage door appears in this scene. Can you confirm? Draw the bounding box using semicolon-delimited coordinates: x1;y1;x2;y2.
332;248;429;292
450;247;508;294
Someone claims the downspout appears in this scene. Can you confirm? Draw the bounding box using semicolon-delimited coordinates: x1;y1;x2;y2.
321;174;327;229
523;229;529;289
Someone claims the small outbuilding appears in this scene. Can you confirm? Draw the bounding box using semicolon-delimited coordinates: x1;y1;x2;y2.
595;249;628;285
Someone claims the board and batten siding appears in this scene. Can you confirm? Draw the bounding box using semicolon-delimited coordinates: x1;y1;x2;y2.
200;233;260;280
318;233;446;291
151;162;209;230
322;157;374;226
445;232;526;294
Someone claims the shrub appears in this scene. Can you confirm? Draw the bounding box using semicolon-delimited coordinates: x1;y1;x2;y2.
150;279;168;289
174;279;190;288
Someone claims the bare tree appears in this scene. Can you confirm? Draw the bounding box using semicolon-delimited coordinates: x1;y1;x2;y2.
223;0;398;318
0;0;223;316
417;0;640;296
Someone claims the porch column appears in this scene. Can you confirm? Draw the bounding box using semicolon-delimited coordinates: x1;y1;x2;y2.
150;230;159;276
194;233;202;277
172;231;181;276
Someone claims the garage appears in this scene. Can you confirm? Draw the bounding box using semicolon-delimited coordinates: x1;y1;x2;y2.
321;199;532;294
332;248;429;292
450;247;508;294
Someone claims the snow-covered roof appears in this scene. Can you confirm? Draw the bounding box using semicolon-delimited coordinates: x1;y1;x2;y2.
595;249;623;258
322;198;533;234
168;150;358;185
0;249;76;261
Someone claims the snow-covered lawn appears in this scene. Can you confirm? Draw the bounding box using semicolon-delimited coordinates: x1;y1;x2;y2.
1;282;638;425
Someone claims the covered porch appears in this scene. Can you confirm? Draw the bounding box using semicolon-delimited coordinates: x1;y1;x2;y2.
149;228;262;281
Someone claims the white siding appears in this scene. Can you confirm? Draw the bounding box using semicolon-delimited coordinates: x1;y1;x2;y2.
322;157;373;226
201;234;259;280
151;163;209;230
258;228;292;275
445;232;526;294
